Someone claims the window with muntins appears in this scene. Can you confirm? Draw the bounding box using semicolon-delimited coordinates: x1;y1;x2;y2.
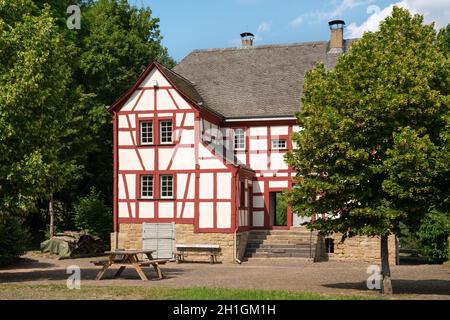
160;120;173;144
234;128;245;150
140;121;153;145
160;175;173;199
141;175;154;199
271;139;287;150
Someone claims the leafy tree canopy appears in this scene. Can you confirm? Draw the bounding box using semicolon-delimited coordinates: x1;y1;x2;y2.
286;7;449;239
79;0;175;105
286;7;449;293
0;0;79;218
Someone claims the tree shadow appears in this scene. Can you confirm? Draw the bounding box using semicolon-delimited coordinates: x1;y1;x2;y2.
0;265;187;283
324;279;450;295
0;258;56;270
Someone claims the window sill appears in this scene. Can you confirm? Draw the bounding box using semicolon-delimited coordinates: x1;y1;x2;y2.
137;198;175;201
137;144;176;147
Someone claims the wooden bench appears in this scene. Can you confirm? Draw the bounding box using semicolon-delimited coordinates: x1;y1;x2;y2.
399;248;420;257
175;244;221;264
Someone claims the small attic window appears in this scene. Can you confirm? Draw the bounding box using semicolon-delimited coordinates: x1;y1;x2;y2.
234;128;245;150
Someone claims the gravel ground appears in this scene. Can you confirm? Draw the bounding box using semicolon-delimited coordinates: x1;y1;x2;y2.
0;252;449;300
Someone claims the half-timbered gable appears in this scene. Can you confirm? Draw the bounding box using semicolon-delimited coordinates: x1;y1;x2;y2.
110;62;253;237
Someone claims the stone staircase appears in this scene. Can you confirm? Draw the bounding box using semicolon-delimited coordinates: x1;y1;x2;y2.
244;228;318;260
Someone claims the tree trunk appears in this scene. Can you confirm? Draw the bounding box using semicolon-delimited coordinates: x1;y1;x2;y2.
380;235;393;294
49;193;54;238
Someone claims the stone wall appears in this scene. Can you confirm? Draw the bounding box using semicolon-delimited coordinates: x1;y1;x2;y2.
112;223;247;264
110;223;143;251
176;224;248;263
316;233;398;264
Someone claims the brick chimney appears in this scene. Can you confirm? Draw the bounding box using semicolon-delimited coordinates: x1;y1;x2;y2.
240;32;255;47
328;20;345;53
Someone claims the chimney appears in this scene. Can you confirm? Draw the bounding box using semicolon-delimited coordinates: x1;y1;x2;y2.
328;20;345;52
240;32;255;47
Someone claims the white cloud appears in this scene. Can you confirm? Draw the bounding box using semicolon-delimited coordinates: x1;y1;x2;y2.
257;21;272;33
347;0;450;38
290;16;304;27
290;0;374;28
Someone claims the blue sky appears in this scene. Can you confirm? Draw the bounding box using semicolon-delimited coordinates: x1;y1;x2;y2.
137;0;450;62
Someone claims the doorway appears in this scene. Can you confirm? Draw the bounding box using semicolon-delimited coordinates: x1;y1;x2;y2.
269;192;288;227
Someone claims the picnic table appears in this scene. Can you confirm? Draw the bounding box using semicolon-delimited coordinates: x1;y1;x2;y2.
91;250;168;281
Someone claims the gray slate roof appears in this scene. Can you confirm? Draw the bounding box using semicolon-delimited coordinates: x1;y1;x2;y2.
173;40;355;118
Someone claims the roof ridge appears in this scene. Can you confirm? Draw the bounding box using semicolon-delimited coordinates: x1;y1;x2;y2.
156;61;197;86
188;40;329;54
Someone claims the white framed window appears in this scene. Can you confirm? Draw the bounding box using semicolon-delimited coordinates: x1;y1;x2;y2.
159;120;173;144
140;175;154;199
160;175;173;199
271;139;287;150
140;121;153;145
234;128;245;150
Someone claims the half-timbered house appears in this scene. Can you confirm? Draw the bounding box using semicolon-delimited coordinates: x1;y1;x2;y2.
109;21;397;263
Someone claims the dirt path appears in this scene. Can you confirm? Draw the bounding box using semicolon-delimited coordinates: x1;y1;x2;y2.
0;252;449;299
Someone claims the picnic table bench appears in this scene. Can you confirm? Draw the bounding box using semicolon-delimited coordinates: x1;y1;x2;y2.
175;244;221;264
91;250;169;281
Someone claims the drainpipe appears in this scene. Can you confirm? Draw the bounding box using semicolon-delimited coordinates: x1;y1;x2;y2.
233;171;242;264
234;226;242;264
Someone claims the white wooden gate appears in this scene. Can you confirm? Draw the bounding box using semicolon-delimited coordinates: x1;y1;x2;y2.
142;223;175;260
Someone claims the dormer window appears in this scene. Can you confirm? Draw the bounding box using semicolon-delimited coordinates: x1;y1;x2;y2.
234;128;245;150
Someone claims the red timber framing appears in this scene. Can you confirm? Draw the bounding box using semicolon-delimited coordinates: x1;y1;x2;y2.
110;61;255;235
224;121;299;230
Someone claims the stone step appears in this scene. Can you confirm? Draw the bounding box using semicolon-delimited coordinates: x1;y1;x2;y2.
246;243;313;249
243;257;313;263
244;228;318;260
246;247;314;254
248;235;314;241
245;252;313;258
250;230;316;236
248;239;313;244
248;234;313;239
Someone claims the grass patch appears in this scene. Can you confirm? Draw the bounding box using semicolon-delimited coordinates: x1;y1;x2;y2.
0;284;381;300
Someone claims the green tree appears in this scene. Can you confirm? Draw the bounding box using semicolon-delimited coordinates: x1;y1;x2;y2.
73;187;113;243
79;0;175;104
439;23;450;54
286;7;449;294
0;1;79;220
416;210;450;263
73;0;176;204
0;217;31;265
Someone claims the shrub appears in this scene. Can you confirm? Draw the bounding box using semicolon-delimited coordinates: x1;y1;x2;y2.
417;210;450;264
0;217;31;266
73;187;112;244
